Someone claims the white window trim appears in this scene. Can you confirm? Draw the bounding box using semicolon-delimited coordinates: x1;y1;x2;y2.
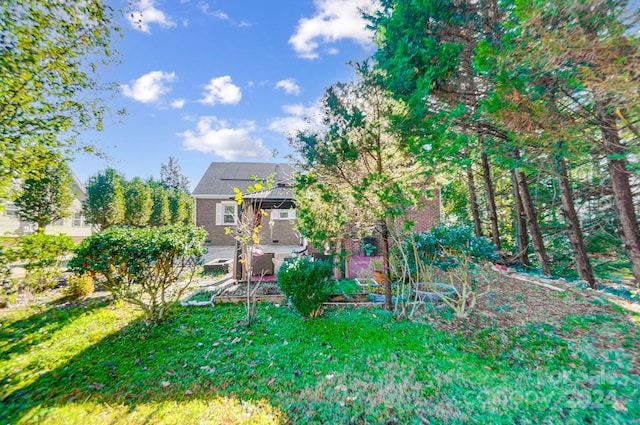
216;201;238;226
4;202;18;216
272;208;297;220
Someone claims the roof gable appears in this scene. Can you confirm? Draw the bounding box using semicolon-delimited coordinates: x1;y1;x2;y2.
192;162;294;196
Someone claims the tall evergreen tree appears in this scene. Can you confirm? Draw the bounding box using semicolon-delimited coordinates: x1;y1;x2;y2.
160;157;190;193
124;178;152;227
83;169;125;230
14;160;73;232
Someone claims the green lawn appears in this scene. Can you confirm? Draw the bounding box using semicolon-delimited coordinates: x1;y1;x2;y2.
1;293;638;424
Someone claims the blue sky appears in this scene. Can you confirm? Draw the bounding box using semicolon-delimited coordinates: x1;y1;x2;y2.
71;0;380;190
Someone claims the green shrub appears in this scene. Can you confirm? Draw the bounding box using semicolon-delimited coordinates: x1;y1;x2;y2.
408;225;498;272
277;257;333;317
69;225;207;323
63;273;94;299
0;245;16;308
9;233;75;292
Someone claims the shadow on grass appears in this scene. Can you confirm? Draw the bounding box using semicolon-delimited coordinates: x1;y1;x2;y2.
0;296;112;362
0;303;303;424
2;298;639;424
0;300;430;424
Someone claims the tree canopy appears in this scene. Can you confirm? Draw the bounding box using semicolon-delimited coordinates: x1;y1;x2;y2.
14;159;74;232
0;0;120;201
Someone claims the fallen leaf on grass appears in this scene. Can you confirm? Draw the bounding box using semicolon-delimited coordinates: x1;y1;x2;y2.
614;399;628;412
161;381;171;388
184;389;193;396
86;382;105;390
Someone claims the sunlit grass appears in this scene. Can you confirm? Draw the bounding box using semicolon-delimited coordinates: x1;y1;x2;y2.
1;294;638;424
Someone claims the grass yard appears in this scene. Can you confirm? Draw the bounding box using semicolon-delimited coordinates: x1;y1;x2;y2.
1;278;639;424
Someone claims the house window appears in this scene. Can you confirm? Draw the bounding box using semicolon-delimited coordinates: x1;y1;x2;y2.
223;204;236;224
216;201;237;225
53;219;65;227
272;209;296;220
4;203;18;216
72;212;84;227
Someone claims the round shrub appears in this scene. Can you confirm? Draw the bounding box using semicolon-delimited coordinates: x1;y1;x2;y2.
9;233;75;292
63;273;94;299
69;225;207;323
277;257;332;317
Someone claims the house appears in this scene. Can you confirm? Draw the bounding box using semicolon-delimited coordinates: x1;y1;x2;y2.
192;162;301;246
0;173;94;240
193;161;441;279
193;161;441;250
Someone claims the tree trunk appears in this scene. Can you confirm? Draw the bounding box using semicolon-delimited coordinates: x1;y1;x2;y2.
598;106;640;287
556;156;596;288
466;165;483;238
380;218;392;310
511;168;530;269
480;149;501;250
512;150;552;276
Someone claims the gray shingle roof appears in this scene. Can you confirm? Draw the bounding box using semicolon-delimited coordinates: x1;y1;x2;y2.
192;162;294;196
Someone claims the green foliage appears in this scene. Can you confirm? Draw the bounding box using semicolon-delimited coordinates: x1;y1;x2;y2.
168;189;193;225
327;278;360;294
410;225;499;272
0;0;120;201
277;257;333;317
360;242;377;257
8;233;75;292
69;225;206;323
14;159;74;232
0;245;16;308
124;178;152;227
148;184;171;227
1;299;638;424
83;169;125;230
291;64;428;248
63;273;94;300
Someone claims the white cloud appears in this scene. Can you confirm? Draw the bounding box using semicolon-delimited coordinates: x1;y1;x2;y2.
289;0;379;59
171;98;186;109
127;0;176;33
199;76;242;105
179;117;270;160
121;71;176;104
275;79;301;96
198;3;229;19
269;103;324;136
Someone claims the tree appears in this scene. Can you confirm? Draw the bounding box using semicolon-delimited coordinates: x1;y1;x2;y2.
160;157;190;193
292;64;429;309
124;178;152;227
14;160;73;232
149;184;171;227
477;0;638;285
83;169;125;230
168;189;193;225
0;0;119;201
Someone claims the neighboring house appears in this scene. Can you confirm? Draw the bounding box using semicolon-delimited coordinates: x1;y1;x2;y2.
193;162;300;246
0;173;93;240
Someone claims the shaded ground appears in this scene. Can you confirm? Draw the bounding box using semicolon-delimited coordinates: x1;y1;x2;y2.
1;268;639;424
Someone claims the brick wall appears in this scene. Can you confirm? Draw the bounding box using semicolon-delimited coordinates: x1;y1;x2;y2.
342;191;441;255
196;199;302;246
259;211;302;245
196;198;235;245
